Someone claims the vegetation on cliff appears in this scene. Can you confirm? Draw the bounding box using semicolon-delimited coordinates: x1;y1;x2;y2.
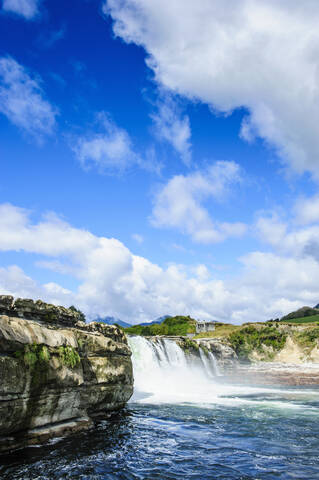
14;343;51;368
58;345;81;368
124;315;196;336
228;325;287;361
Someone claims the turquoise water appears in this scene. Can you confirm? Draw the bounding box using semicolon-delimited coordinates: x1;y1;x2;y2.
1;388;319;479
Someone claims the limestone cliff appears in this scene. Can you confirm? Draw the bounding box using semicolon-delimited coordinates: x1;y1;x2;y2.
0;296;133;453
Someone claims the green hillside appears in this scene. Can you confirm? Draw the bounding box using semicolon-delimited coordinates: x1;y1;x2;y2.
280;306;319;322
280;314;319;324
124;315;196;336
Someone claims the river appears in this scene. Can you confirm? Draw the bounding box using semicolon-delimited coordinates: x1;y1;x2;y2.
1;336;319;479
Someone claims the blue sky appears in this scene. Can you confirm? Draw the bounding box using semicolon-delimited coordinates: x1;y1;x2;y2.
1;0;319;323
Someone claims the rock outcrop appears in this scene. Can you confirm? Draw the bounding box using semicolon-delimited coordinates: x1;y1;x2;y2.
195;338;238;373
0;296;133;453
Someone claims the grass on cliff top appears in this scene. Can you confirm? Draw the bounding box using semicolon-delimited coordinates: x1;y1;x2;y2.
124;316;196;336
194;323;240;339
195;322;289;361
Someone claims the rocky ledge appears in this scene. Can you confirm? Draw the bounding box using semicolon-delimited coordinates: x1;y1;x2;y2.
0;296;133;453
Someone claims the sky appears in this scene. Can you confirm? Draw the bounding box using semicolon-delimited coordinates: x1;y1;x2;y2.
1;0;319;324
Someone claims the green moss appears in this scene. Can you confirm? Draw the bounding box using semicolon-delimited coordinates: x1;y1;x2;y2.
14;343;51;368
58;345;81;368
181;337;199;354
77;337;84;349
200;345;209;355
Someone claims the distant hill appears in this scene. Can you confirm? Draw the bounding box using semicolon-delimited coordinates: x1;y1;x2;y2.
93;316;131;328
139;315;171;326
124;315;196;336
280;306;319;322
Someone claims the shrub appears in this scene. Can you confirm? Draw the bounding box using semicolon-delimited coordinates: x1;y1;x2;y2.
58;345;81;368
228;326;287;361
295;327;319;348
14;343;51;368
69;305;86;322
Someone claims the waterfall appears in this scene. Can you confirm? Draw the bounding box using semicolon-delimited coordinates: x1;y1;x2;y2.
128;336;221;404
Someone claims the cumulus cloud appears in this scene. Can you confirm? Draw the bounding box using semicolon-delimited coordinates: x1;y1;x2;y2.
294;195;319;225
105;0;319;178
151;95;191;165
72;112;157;174
0;265;73;305
1;202;319;323
0;56;57;138
2;0;40;19
256;209;319;262
151;161;246;243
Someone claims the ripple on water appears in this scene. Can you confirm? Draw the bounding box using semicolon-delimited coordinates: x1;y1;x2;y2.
1;388;319;480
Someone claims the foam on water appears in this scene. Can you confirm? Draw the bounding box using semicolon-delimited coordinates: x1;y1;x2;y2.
128;336;319;412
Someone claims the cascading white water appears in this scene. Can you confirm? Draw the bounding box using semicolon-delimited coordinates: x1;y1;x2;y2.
128;336;319;409
199;347;217;378
128;336;222;403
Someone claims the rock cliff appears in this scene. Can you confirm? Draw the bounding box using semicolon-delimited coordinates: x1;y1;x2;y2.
195;338;238;372
0;296;133;453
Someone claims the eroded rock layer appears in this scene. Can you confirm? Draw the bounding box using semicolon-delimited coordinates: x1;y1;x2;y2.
0;296;133;452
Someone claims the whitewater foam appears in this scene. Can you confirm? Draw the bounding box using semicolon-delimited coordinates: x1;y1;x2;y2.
128;336;319;412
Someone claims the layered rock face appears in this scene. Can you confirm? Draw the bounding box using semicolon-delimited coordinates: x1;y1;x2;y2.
195;338;238;372
0;296;133;452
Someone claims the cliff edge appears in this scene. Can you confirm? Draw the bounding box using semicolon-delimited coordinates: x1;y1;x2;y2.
0;296;133;453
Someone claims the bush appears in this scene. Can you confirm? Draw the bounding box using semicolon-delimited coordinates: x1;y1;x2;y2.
295;327;319;348
58;345;81;368
228;326;287;361
69;305;86;322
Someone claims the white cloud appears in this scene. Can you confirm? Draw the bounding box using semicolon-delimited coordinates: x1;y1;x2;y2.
0;56;57;138
132;233;144;244
256;209;319;262
2;0;40;19
151;161;246;243
151;95;191;165
1;202;319;323
0;265;72;305
73;112;154;173
105;0;319;178
294;195;319;225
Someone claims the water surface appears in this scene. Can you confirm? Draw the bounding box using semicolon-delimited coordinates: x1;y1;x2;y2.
1;337;319;479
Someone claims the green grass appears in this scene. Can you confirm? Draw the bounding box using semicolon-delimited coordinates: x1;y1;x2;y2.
194;323;240;339
228;325;287;361
124;315;196;336
280;314;319;324
294;327;319;349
